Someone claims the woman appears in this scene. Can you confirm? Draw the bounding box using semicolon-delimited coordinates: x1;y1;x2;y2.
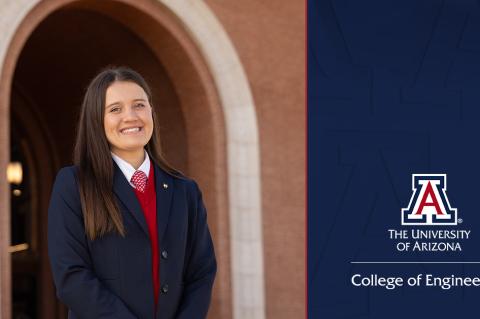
48;67;216;319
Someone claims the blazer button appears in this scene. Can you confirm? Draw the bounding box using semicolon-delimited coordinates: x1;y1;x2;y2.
161;250;168;259
161;284;169;294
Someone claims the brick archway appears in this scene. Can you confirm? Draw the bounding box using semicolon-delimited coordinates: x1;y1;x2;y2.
0;1;264;318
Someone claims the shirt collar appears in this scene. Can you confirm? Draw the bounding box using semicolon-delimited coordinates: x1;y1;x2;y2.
111;150;150;186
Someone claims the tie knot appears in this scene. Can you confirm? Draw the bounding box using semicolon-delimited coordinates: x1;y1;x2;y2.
131;170;147;193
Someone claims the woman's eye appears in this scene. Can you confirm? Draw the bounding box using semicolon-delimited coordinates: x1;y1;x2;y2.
110;107;120;113
135;103;145;108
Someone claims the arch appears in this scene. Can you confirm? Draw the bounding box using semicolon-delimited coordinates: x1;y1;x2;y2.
0;1;265;318
160;2;266;318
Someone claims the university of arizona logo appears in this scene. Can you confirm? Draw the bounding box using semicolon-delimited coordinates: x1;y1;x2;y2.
402;174;457;225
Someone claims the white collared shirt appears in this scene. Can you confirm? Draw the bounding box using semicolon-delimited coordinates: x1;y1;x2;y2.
111;150;150;188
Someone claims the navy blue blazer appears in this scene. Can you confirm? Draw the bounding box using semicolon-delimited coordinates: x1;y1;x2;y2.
48;163;217;319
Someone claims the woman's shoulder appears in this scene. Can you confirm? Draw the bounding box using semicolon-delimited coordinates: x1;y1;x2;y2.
158;167;202;198
54;165;79;183
49;166;82;214
52;165;81;196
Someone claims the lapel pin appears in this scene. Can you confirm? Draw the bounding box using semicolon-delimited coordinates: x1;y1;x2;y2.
163;183;168;189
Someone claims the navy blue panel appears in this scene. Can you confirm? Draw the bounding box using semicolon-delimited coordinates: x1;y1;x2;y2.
308;0;480;318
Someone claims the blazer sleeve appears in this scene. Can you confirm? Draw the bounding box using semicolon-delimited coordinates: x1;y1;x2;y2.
175;181;217;319
47;167;137;319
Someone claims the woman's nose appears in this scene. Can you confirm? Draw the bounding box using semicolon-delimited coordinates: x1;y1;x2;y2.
123;106;139;120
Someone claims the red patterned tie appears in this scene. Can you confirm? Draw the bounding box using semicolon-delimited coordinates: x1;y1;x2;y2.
131;170;147;193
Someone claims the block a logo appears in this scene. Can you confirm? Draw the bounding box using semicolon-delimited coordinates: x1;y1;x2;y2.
402;174;457;225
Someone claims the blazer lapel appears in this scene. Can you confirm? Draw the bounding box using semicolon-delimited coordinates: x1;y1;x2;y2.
112;162;150;238
154;164;174;242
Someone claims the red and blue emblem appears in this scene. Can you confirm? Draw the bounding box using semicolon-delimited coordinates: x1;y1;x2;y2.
402;174;457;225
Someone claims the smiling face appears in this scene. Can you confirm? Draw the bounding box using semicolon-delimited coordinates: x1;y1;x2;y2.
104;81;154;160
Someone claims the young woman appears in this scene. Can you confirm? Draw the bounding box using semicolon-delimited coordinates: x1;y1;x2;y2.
48;67;216;319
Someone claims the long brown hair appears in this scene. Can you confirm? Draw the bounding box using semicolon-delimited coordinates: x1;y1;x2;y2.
74;66;177;240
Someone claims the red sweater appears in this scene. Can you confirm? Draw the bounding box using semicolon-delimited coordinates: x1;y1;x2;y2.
133;162;159;305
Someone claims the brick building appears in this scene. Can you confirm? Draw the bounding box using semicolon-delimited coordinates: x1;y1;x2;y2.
0;1;304;318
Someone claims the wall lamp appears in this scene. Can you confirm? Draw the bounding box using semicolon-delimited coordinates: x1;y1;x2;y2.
7;162;23;185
